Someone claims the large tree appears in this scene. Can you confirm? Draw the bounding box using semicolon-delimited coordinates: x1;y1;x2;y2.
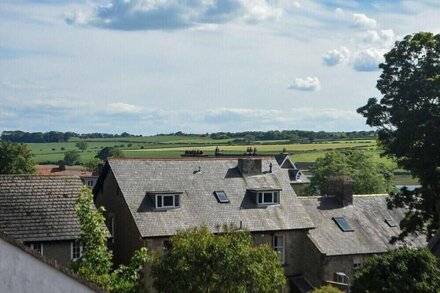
309;151;393;195
75;141;88;152
64;150;81;166
0;141;35;174
357;32;440;241
352;247;440;293
150;226;285;293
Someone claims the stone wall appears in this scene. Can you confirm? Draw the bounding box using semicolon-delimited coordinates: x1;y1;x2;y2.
94;169;143;265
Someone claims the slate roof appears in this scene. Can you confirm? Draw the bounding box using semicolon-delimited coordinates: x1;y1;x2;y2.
0;175;83;242
275;154;310;184
99;157;315;238
299;195;426;256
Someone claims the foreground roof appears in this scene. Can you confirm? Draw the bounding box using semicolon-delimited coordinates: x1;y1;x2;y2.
0;175;83;242
98;157;315;237
0;230;104;292
299;195;426;256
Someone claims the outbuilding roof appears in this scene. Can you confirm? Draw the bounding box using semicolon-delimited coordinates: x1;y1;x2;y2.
0;175;83;242
299;195;426;256
96;157;315;238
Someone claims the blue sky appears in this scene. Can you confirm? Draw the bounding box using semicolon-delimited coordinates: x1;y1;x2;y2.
1;0;439;134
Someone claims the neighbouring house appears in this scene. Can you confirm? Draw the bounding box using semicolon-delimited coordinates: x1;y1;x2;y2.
0;230;102;293
92;157;427;292
93;157;316;292
298;177;426;290
0;175;84;267
36;165;99;188
275;153;310;195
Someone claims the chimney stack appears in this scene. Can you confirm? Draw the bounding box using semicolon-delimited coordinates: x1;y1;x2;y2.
238;158;262;176
326;176;353;206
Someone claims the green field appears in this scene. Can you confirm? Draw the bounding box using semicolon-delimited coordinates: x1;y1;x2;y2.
27;135;419;185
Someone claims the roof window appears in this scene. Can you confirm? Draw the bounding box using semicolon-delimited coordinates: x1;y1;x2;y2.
214;191;229;203
385;218;397;227
332;217;354;232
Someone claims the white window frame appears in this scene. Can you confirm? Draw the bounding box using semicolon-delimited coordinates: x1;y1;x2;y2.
87;179;94;187
155;194;179;209
71;240;83;261
30;242;43;255
257;191;279;205
273;234;285;264
353;256;363;270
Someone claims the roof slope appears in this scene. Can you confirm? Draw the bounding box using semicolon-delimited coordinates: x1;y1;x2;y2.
105;158;314;238
0;175;83;242
299;195;426;256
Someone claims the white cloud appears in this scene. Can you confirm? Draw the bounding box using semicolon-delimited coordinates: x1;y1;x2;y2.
352;48;384;72
66;0;287;30
322;46;350;66
107;102;143;114
352;13;376;29
361;29;396;48
288;77;320;91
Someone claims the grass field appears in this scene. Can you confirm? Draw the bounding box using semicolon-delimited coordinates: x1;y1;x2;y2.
27;135;419;185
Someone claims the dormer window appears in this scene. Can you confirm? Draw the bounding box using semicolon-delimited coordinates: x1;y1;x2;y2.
257;191;279;205
156;194;180;209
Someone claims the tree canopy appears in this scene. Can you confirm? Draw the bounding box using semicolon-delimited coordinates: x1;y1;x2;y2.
357;32;440;241
309;151;393;195
73;187;148;292
95;147;123;161
352;247;440;293
76;141;88;152
150;226;286;293
0;141;35;174
64;150;81;166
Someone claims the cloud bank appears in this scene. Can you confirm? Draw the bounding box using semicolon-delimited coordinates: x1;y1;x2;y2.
65;0;285;30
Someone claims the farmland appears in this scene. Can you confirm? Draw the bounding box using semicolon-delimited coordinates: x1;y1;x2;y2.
25;135;418;185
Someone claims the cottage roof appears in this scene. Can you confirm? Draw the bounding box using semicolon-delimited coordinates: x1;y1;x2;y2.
97;157;315;238
0;175;83;242
275;154;310;184
299;195;426;256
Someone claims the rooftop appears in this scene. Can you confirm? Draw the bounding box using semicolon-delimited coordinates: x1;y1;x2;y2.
0;175;83;242
299;194;426;256
95;157;315;237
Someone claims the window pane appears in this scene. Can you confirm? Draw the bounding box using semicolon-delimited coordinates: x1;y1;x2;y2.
273;192;278;203
258;193;263;204
157;195;162;207
264;193;272;203
175;195;180;207
163;195;174;207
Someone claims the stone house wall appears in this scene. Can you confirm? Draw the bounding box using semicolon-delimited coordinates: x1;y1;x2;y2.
94;169;144;265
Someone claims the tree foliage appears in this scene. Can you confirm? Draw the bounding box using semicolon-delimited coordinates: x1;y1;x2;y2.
73;187;148;292
312;285;343;293
83;157;101;173
352;247;440;293
76;141;89;152
96;147;123;161
309;151;394;195
64;150;81;166
0;141;35;174
357;32;440;241
150;226;286;293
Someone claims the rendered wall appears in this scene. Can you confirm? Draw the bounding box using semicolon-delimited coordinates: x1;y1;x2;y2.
0;238;94;293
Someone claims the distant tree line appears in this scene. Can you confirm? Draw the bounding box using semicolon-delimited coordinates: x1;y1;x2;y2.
208;130;377;141
0;130;137;143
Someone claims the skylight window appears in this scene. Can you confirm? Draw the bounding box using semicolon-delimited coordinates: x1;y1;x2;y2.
333;217;354;232
385;218;397;227
214;191;229;203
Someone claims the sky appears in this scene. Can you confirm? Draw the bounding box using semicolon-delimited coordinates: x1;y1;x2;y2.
0;0;439;135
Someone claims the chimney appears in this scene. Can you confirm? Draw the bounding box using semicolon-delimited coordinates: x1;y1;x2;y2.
326;176;353;206
238;158;262;176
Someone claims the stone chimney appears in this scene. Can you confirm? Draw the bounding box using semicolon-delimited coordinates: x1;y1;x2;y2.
238;158;262;176
326;176;353;206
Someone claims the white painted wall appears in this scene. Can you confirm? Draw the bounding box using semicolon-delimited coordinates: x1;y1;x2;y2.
0;238;96;293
